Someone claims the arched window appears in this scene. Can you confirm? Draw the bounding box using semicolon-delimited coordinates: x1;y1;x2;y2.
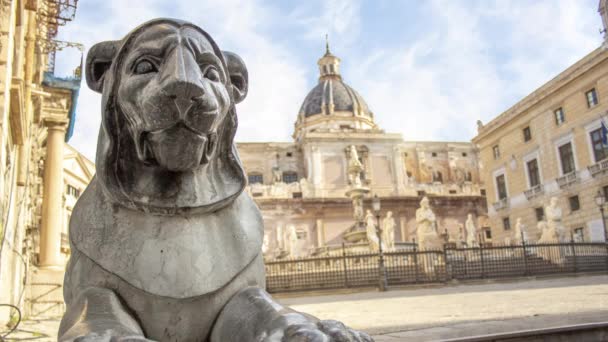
248;172;263;184
465;172;473;182
433;171;443;183
282;171;298;184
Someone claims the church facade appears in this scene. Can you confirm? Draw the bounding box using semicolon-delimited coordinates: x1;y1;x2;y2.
237;45;488;259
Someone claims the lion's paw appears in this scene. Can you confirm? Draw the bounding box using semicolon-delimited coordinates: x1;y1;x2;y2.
274;320;373;342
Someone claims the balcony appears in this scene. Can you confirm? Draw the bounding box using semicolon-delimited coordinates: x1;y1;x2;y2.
588;158;608;177
524;184;544;200
492;198;509;211
556;171;578;189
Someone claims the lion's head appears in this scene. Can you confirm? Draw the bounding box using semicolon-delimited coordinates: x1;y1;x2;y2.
86;19;248;215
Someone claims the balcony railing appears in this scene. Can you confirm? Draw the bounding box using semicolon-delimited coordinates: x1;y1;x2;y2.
524;184;544;200
556;171;578;189
588;158;608;177
492;197;509;211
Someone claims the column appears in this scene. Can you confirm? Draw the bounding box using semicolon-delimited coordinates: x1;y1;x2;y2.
316;218;325;247
400;214;408;242
39;117;68;268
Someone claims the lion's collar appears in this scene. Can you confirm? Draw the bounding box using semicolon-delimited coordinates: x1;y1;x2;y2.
69;179;263;299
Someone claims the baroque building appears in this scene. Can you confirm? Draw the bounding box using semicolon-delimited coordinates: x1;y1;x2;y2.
0;0;83;324
473;1;608;244
239;44;488;259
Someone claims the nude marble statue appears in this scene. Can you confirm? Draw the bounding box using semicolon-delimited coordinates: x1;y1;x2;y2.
415;197;440;250
58;18;372;342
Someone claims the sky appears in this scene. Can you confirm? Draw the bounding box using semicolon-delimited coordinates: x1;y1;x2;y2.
54;0;603;161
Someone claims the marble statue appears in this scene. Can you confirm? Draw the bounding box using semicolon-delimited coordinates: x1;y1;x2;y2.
59;19;372;342
415;197;440;250
382;211;396;250
286;224;299;258
353;196;365;222
513;218;527;245
347;145;364;187
365;209;380;251
546;197;567;242
272;166;282;184
465;214;477;247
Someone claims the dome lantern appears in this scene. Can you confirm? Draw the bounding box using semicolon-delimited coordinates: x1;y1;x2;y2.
318;35;341;80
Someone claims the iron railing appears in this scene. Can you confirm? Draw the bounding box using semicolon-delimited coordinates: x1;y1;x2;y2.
265;242;608;293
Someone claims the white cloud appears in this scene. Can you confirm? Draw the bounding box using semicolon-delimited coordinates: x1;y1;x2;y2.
347;0;601;142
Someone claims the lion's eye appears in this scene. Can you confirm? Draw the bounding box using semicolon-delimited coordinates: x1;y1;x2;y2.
204;67;220;82
134;59;157;75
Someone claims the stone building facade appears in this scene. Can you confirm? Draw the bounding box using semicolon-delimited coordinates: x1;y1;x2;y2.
240;45;488;259
0;0;81;324
472;2;608;244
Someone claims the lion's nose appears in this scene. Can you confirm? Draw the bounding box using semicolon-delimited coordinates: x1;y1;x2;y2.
163;80;206;118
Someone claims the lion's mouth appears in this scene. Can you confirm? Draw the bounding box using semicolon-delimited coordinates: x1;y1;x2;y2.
137;122;217;172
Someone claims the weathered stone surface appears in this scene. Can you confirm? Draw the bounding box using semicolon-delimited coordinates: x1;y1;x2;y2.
59;18;372;341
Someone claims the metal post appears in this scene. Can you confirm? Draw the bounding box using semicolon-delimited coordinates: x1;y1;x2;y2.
570;233;577;273
413;238;419;284
443;242;450;281
341;242;349;288
601;206;608;273
376;214;387;291
522;237;529;276
480;243;485;279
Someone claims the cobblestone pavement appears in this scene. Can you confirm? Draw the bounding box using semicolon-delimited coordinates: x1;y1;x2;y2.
4;275;608;341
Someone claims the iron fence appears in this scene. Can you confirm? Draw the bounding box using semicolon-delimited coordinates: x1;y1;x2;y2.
265;242;608;293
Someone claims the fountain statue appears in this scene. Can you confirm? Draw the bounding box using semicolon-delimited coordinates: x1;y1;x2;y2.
465;213;477;247
513;218;528;245
415;197;441;250
539;197;567;243
58;18;372;342
343;145;371;244
382;211;396;250
365;210;380;251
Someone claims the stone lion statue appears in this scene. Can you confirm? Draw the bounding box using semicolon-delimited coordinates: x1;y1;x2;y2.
58;19;372;342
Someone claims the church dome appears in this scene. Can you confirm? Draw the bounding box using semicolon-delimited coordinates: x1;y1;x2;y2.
297;42;374;120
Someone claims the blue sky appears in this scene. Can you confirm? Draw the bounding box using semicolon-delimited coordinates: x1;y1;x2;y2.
55;0;602;160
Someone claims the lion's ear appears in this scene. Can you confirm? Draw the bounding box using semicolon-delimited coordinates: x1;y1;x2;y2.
223;51;248;104
86;40;120;93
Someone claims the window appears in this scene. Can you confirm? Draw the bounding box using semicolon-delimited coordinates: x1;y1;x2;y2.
554;107;565;125
248;173;263;184
432;152;437;157
465;172;473;182
286;152;293;157
462;152;468;157
523;126;532;142
604;185;608;202
480;189;486;196
590;127;608;162
558;142;575;175
503;217;511;231
493;145;500;159
526;159;540;187
339;124;353;130
433;171;443;183
535;207;545;221
586;88;599;108
449;190;457;194
495;174;507;200
569;195;580;211
282;171;298;184
66;184;81;198
483;228;492;240
292;192;302;199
